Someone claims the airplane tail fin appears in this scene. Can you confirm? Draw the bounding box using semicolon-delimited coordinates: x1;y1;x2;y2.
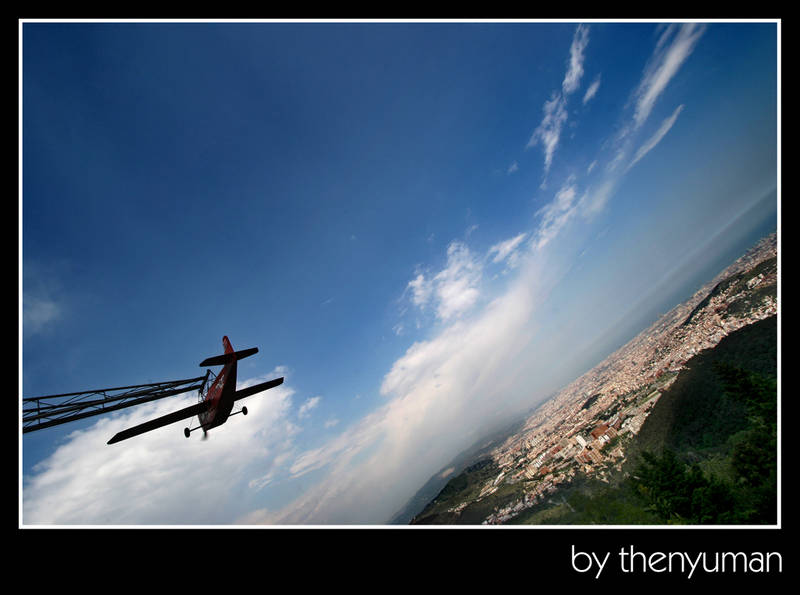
199;336;258;367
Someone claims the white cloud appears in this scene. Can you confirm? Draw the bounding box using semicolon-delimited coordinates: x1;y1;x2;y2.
583;74;601;105
577;178;616;218
507;161;519;174
431;242;482;321
607;147;627;172
654;23;677;53
528;24;592;175
488;232;528;267
532;180;579;250
562;24;590;95
629;104;685;169
299;396;321;419
406;241;483;323
632;23;704;129
22;372;298;524
248;449;295;492
577;24;698;209
530;173;619;254
407;272;433;308
288;444;335;478
527;92;568;173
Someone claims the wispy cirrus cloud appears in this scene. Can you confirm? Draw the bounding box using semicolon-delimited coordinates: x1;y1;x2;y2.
576;178;617;219
583;74;601;105
562;24;590;95
298;396;321;419
527;92;569;174
528;24;591;176
632;23;705;130
532;179;580;251
530;24;702;259
488;232;528;266
629;104;685;170
581;25;701;210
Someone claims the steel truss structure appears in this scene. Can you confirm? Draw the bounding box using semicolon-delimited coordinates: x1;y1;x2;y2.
22;371;212;433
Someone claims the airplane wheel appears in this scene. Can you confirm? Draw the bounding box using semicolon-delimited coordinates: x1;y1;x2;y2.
184;427;190;438
242;406;248;416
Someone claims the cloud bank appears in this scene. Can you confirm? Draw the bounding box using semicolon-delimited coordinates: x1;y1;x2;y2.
23;370;299;524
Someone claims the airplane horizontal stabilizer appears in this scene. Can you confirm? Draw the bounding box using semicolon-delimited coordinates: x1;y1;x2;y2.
199;347;258;367
107;401;209;444
234;377;284;401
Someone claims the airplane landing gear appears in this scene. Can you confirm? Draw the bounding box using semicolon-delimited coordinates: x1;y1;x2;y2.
185;425;204;438
242;406;248;416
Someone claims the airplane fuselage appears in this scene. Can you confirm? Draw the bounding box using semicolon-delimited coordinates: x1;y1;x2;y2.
198;337;238;432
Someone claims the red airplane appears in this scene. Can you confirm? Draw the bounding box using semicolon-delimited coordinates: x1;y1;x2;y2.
107;336;283;444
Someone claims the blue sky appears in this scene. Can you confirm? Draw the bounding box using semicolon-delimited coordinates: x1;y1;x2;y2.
20;20;778;525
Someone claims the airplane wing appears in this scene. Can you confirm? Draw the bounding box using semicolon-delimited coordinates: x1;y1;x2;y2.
234;377;284;401
106;377;283;444
107;401;209;445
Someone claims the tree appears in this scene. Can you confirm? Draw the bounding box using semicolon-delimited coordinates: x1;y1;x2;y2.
632;449;735;524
